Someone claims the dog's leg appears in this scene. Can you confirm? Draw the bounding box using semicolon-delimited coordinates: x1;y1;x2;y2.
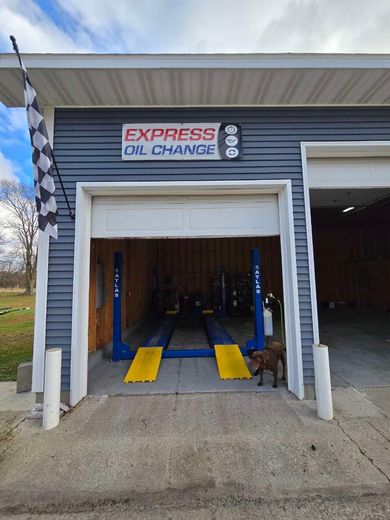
281;351;286;381
257;369;264;386
272;365;278;388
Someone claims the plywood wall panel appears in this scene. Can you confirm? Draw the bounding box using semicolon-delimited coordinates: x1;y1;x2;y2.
88;236;284;351
313;220;390;308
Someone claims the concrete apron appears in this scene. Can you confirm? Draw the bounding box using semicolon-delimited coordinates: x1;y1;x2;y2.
88;356;286;396
0;388;390;514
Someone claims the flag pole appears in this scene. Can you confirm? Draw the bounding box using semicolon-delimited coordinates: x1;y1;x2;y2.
10;35;75;220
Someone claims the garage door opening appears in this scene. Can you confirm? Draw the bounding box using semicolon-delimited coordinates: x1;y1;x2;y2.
87;235;285;395
310;188;390;388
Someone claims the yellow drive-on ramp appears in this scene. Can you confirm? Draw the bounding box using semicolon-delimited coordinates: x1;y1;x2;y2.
123;347;163;383
215;344;252;380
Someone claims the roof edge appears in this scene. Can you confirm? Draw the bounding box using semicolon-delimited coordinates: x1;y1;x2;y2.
2;52;390;70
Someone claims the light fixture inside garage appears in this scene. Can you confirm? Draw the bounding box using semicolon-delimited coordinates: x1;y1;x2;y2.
342;206;355;213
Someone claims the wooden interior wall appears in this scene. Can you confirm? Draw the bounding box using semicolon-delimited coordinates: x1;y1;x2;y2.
126;239;156;325
313;206;390;308
155;237;283;302
89;239;127;352
88;236;283;352
89;239;156;352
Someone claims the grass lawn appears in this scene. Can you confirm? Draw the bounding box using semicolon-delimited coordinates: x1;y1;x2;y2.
0;292;35;381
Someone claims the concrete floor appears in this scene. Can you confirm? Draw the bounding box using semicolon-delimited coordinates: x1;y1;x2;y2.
1;388;390;517
88;356;286;395
320;309;390;388
88;310;390;396
0;382;35;412
169;317;210;349
88;316;286;396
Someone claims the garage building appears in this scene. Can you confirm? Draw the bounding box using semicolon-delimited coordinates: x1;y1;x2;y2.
0;52;389;406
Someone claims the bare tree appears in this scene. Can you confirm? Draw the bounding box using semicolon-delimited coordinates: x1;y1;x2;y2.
0;233;14;286
0;181;38;295
0;234;21;288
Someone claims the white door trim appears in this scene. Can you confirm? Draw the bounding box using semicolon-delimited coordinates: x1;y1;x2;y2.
300;140;390;346
70;180;304;405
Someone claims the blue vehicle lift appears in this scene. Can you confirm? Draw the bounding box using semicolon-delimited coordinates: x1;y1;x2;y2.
112;248;265;360
143;313;178;349
245;248;265;351
112;252;132;361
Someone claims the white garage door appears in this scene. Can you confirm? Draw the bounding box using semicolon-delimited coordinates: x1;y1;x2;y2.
91;194;280;238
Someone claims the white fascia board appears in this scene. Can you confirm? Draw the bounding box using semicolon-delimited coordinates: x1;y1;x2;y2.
3;52;390;70
78;180;287;197
303;141;390;158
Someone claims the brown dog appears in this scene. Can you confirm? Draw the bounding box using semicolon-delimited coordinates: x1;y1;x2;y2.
248;341;286;388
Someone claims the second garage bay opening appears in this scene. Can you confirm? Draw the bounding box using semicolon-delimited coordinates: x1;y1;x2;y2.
87;235;285;394
310;188;390;388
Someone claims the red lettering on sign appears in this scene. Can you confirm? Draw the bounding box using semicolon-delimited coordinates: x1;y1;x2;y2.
178;128;189;140
189;128;202;141
164;128;178;140
137;128;151;141
151;128;164;140
124;128;137;141
203;128;216;141
125;126;218;143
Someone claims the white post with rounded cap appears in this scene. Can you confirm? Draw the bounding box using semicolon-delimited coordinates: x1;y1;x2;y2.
313;344;333;420
43;348;62;430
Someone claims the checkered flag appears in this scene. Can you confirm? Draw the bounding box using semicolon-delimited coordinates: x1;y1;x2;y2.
11;36;58;239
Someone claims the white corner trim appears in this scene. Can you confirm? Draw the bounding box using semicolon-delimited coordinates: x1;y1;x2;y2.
31;106;55;393
70;184;92;406
70;180;304;405
279;182;304;399
300;143;320;345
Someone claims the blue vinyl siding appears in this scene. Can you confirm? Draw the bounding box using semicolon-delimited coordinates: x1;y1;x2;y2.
47;107;390;389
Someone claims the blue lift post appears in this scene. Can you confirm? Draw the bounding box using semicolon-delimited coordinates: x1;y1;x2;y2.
245;248;265;352
112;251;132;361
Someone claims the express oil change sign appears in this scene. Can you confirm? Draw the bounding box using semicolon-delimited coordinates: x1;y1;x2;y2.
122;123;242;161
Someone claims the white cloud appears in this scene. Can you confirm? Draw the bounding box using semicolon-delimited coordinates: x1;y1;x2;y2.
0;151;18;182
0;0;94;53
1;0;390;54
4;107;27;132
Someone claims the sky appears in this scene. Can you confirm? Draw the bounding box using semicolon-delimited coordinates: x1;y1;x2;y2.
1;0;390;185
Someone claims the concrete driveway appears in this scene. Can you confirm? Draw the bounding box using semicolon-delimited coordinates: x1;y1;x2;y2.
0;387;390;518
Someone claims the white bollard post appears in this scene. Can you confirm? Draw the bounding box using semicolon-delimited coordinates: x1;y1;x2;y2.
43;348;62;430
313;344;333;420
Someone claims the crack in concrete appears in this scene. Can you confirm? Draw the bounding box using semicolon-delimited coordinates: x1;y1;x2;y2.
334;417;390;484
83;396;108;425
367;420;390;443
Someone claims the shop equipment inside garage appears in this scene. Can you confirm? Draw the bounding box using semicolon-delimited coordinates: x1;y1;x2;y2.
87;236;284;395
